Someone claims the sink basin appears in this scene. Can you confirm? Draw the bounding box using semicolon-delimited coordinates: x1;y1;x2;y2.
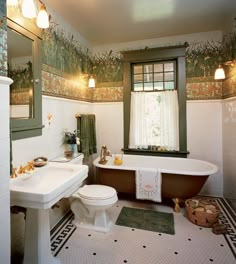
10;162;88;209
10;161;88;264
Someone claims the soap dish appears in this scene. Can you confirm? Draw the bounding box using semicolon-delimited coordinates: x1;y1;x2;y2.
33;157;48;167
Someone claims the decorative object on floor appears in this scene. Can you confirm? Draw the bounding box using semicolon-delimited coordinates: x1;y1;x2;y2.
185;198;221;227
212;223;227;235
115;206;175;235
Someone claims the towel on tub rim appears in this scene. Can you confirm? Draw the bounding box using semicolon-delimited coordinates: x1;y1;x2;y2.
135;168;162;202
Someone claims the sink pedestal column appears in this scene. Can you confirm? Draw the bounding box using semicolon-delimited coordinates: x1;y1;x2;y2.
23;208;60;264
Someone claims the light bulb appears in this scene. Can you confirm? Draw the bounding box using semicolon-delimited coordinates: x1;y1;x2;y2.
214;65;225;80
88;76;95;88
36;4;49;29
21;0;37;19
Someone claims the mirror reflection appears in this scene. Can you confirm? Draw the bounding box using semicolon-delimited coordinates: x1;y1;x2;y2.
7;27;34;119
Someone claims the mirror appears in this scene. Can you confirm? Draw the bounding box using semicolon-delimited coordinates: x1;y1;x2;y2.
8;27;34;119
7;19;43;140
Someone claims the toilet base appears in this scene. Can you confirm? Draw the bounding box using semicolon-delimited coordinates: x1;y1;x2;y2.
72;211;113;233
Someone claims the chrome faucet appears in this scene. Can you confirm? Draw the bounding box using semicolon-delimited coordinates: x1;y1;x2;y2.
99;145;112;164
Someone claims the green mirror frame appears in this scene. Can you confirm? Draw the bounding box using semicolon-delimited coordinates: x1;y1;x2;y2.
8;19;43;140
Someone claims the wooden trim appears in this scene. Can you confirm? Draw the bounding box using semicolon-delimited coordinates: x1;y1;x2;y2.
123;46;188;154
122;148;189;158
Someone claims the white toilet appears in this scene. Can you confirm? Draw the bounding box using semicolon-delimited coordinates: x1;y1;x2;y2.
70;184;118;232
52;153;118;232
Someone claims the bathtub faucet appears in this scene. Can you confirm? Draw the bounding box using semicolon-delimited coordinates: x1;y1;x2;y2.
99;145;112;165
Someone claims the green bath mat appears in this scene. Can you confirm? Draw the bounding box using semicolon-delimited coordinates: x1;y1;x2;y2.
115;207;175;235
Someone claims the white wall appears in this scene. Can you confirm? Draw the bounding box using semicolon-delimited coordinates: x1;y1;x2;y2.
0;76;12;264
222;97;236;200
187;100;223;197
12;96;93;166
93;102;124;156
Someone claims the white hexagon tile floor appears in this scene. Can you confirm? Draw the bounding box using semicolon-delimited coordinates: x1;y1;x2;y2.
51;197;236;264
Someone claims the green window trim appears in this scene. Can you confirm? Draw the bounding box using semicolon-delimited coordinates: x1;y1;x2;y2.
122;45;188;157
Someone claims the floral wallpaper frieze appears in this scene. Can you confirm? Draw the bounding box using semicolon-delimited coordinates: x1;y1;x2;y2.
223;72;236;99
186;80;222;100
10;89;30;105
93;86;123;102
42;68;92;102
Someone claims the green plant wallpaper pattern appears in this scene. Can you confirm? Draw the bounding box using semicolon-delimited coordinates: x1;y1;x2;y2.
42;23;92;76
92;50;123;83
8;61;33;89
186;41;223;78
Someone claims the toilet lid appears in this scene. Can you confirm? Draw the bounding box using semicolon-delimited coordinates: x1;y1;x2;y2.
78;185;116;200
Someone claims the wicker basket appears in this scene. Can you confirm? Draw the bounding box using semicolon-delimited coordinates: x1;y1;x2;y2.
185;198;221;227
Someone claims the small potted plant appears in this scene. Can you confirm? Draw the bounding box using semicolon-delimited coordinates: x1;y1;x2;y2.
62;129;80;157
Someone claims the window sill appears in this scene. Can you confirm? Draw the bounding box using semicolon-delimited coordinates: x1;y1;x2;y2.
122;148;189;158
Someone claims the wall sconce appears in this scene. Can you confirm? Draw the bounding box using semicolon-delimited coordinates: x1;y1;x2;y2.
88;76;95;88
36;3;49;29
21;0;37;18
21;0;50;29
214;59;236;80
214;65;225;80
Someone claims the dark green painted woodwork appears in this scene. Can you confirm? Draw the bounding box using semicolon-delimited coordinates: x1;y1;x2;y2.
122;148;189;158
122;45;188;157
8;19;43;140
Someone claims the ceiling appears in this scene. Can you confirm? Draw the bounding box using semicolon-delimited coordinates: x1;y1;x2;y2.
46;0;236;46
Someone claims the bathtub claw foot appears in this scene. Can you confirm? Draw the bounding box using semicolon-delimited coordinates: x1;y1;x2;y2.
172;198;181;213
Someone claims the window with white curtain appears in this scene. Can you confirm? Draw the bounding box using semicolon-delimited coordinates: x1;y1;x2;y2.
129;61;179;151
122;45;188;157
129;90;179;151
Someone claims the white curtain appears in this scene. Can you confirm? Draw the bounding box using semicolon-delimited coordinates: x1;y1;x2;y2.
129;90;179;151
129;92;148;148
159;90;179;151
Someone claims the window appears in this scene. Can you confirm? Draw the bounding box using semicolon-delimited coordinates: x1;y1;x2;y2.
122;45;188;157
132;61;176;91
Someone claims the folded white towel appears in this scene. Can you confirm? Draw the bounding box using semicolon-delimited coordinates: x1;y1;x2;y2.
135;168;162;202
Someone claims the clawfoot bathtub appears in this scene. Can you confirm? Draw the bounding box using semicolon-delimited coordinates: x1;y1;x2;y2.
93;155;218;212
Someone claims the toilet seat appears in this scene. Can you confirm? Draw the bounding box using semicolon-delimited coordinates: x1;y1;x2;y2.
77;185;118;206
78;185;117;200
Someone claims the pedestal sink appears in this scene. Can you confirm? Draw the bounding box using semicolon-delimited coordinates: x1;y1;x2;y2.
10;162;88;264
